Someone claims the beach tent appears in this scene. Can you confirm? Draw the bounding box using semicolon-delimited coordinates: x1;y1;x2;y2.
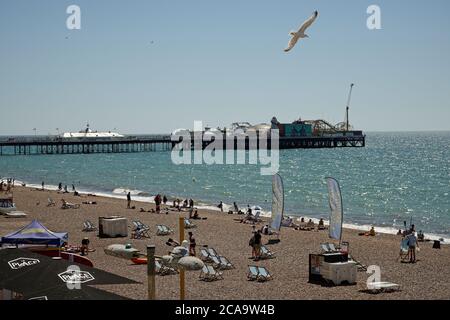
0;220;68;246
0;248;137;300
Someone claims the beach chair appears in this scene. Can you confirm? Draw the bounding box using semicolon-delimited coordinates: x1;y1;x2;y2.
207;248;219;258
247;265;260;281
320;243;339;253
82;220;97;232
155;260;178;276
210;255;223;269
131;221;151;239
259;245;275;259
399;238;410;262
47;198;56;207
184;218;197;229
366;281;400;293
256;266;273;282
200;248;213;262
156;225;173;236
218;256;234;270
348;254;368;271
247;265;273;282
199;265;223;282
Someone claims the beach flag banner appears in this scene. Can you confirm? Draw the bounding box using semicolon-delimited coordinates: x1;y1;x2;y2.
271;173;284;231
326;177;343;241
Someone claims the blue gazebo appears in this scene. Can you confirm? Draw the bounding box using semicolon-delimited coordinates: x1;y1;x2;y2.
1;220;68;246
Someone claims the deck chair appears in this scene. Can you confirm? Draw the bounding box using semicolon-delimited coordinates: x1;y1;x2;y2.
200;248;213;262
199;265;223;281
399;238;410;262
247;265;273;282
47;198;56;207
207;248;219;258
321;243;339;253
247;265;260;281
184;218;197;229
156;225;172;236
218;256;234;270
82;220;97;232
155;260;177;276
131;221;151;239
210;256;223;269
366;281;400;293
259;245;275;259
256;266;273;282
348;254;368;271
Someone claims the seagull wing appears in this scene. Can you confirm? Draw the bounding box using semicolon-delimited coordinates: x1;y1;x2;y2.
284;34;300;52
298;10;318;35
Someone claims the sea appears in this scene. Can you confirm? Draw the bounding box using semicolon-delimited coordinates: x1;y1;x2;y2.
1;132;449;241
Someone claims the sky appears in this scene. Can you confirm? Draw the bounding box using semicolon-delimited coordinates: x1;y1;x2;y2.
1;0;449;135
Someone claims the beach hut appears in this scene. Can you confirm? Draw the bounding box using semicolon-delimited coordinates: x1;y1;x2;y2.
0;219;68;246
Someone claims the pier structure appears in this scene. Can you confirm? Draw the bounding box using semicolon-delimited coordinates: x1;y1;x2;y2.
0;133;364;156
0;135;173;156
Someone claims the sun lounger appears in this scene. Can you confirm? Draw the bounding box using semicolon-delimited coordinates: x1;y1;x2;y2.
156;224;172;236
367;281;400;293
82;220;97;232
247;265;273;282
259;245;275;259
184;218;197;229
199;265;223;281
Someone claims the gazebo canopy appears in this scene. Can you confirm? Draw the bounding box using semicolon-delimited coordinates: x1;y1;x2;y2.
1;220;68;246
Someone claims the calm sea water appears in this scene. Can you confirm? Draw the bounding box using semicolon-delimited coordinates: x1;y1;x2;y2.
1;132;449;238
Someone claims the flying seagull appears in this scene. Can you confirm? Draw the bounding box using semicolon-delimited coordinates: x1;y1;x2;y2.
284;10;319;52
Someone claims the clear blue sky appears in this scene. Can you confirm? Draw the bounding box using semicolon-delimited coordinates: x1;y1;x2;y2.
1;0;449;135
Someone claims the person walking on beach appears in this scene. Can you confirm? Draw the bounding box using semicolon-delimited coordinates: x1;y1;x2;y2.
189;198;194;209
41;181;45;191
155;194;162;213
58;182;62;191
218;201;224;212
127;192;131;209
253;230;262;260
163;195;167;205
188;231;196;256
233;202;239;213
407;231;419;263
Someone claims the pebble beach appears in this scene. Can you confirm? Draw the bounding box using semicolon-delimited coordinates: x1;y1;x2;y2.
1;186;449;300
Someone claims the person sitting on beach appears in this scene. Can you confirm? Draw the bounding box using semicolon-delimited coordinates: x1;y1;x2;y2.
417;230;425;242
80;237;90;256
397;229;403;235
368;226;376;236
306;219;315;228
140;207;146;212
192;210;200;219
318;218;325;230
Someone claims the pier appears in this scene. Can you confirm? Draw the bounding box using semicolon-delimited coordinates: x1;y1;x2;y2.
0;134;365;156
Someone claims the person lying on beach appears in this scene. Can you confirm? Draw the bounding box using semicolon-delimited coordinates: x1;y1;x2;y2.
82;201;97;205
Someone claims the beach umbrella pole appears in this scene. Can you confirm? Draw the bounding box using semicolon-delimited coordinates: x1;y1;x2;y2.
179;216;185;300
147;245;156;300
